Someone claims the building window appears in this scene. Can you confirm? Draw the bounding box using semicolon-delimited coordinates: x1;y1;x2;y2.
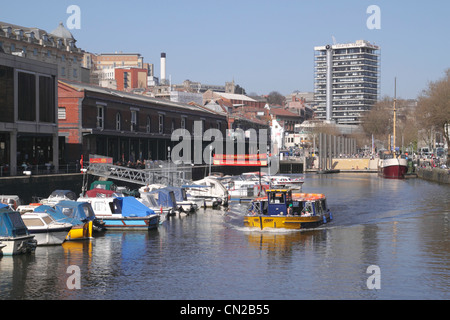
146;116;151;133
131;110;137;132
18;72;36;121
61;67;66;76
0;65;14;123
73;68;77;78
96;105;104;129
39;76;55;123
58;107;66;120
181;116;186;129
116;112;121;131
159;114;164;134
33;48;38;56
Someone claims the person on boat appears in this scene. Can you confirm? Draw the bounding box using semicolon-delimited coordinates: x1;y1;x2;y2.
287;204;293;216
301;206;311;217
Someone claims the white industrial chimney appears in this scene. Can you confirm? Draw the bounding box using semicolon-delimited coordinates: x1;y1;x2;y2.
160;52;166;84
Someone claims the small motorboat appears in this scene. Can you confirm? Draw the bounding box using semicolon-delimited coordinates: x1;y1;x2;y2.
148;186;198;214
39;190;78;205
137;190;174;223
21;211;72;246
0;204;37;255
245;189;332;230
184;177;229;208
78;196;160;230
0;195;23;210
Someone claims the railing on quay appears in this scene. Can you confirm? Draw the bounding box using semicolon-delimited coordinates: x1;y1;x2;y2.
86;160;193;187
0;163;83;177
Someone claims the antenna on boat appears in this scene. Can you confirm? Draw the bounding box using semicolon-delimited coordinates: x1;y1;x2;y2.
393;77;397;153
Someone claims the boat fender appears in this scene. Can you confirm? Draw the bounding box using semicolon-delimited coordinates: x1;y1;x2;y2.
323;215;327;223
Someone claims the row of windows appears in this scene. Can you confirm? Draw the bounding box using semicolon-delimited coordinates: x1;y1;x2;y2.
0;42;79;63
62;105;222;135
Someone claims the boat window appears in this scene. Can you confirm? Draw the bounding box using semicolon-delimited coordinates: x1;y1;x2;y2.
316;201;323;214
93;202;105;212
62;208;74;217
42;215;54;225
269;192;285;204
82;205;96;218
24;218;45;227
262;201;268;214
305;202;313;214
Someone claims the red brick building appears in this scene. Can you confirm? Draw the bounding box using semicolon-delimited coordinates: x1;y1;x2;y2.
114;67;148;91
58;80;227;164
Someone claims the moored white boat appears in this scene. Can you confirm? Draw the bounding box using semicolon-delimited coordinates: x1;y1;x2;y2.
378;152;408;179
39;190;78;205
223;175;268;200
0;195;23;210
269;175;304;189
138;190;173;223
0;204;37;255
184;177;229;208
21;211;72;246
78;196;160;230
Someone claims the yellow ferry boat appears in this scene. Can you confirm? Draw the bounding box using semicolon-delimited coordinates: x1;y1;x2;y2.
244;189;332;230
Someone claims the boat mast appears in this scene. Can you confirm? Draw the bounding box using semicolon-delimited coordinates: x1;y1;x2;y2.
393;78;397;153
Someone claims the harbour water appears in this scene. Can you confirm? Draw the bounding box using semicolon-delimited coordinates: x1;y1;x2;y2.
1;172;449;301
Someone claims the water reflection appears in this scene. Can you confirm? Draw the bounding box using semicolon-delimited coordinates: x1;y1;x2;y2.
1;173;450;299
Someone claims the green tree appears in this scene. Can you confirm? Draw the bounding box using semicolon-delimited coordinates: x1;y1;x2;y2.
416;69;450;165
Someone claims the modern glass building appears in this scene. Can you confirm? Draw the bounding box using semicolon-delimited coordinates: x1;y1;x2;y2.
314;40;380;125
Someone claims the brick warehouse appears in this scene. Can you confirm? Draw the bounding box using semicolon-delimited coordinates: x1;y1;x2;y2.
58;80;227;165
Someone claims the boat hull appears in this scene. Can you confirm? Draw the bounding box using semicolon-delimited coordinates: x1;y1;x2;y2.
0;235;37;255
30;227;72;246
244;213;331;230
379;158;408;179
99;215;160;231
65;221;93;241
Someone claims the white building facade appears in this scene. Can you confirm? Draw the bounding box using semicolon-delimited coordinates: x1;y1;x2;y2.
314;40;380;125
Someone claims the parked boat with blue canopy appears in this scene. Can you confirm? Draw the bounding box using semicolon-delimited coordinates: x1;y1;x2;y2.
148;188;178;212
78;196;160;230
161;186;199;213
245;189;332;230
54;200;106;234
0;204;37;255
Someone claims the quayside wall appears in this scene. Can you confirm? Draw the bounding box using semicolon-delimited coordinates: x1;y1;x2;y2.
0;173;84;203
417;168;450;185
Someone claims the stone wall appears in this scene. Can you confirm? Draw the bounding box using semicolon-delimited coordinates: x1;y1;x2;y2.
417;168;450;184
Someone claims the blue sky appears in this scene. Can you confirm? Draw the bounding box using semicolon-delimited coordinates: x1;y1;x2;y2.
1;0;449;99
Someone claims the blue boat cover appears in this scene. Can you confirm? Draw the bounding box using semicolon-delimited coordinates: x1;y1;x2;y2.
114;197;155;217
35;204;84;225
161;186;187;202
149;189;177;208
0;207;30;237
53;200;97;222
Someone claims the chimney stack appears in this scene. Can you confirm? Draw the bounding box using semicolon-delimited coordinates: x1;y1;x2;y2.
160;52;166;84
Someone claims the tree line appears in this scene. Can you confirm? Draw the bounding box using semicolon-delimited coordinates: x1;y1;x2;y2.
361;68;450;165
